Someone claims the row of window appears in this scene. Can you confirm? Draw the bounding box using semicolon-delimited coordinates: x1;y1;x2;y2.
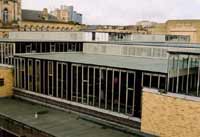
0;42;83;65
142;73;167;90
169;55;199;70
14;58;142;118
0;43;14;65
15;42;83;53
168;54;200;97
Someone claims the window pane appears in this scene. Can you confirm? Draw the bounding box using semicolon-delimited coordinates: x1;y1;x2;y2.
89;67;94;106
113;71;119;112
100;69;106;109
94;68;100;107
128;73;135;89
143;75;150;87
151;76;158;89
106;70;113;110
120;72;127;113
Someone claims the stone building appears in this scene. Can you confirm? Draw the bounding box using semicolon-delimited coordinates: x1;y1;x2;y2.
136;20;157;28
50;5;82;24
0;0;84;38
149;20;200;43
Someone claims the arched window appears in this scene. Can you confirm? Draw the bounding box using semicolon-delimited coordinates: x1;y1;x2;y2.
3;9;8;24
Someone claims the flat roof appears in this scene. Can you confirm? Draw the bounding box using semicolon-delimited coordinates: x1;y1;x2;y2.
0;98;139;137
15;53;168;73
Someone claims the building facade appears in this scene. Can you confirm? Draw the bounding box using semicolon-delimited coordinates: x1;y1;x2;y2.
12;40;200;133
0;1;84;38
0;32;200;136
149;20;200;43
50;5;82;24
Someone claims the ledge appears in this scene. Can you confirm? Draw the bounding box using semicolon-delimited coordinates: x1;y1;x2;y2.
143;87;200;102
0;64;13;69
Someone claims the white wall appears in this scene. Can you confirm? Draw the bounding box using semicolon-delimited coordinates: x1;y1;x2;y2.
9;32;109;42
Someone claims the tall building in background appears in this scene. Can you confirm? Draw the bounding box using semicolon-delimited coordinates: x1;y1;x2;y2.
0;1;84;38
51;5;82;24
147;20;200;43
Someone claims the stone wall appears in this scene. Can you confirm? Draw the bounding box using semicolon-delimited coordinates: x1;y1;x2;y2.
0;65;13;97
20;21;84;32
149;20;200;43
141;88;200;137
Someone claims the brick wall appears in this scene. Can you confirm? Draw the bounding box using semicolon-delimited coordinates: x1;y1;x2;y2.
141;88;200;137
0;66;13;97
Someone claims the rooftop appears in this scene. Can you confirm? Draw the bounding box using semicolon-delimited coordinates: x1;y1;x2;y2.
15;53;168;73
0;98;143;137
22;9;57;21
22;9;69;23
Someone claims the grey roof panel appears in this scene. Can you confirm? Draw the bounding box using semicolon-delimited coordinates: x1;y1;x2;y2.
0;98;139;137
22;9;59;22
15;53;168;73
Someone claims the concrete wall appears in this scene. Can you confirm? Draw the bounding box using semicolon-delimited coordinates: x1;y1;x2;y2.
141;88;200;137
9;32;109;42
0;65;13;97
130;34;166;42
83;43;169;58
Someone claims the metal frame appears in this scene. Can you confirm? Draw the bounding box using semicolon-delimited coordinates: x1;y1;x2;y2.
186;56;191;94
35;60;41;93
142;72;166;90
48;61;54;96
27;59;33;91
26;45;32;53
42;60;46;94
15;58;142;118
50;44;56;52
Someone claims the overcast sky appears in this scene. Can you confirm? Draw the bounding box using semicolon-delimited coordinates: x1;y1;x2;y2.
22;0;200;25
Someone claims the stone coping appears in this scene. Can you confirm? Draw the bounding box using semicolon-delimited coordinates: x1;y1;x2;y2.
143;87;200;102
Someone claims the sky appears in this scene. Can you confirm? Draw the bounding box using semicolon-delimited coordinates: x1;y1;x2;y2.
22;0;200;25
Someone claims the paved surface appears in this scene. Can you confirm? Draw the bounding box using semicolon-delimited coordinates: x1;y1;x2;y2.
0;98;142;137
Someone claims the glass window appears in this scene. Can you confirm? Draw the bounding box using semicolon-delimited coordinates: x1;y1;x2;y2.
100;69;107;109
151;75;158;89
71;65;77;101
143;74;150;87
113;71;119;112
120;72;127;113
94;68;100;107
48;62;53;75
78;66;83;103
28;60;33;91
160;77;166;90
35;61;41;93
